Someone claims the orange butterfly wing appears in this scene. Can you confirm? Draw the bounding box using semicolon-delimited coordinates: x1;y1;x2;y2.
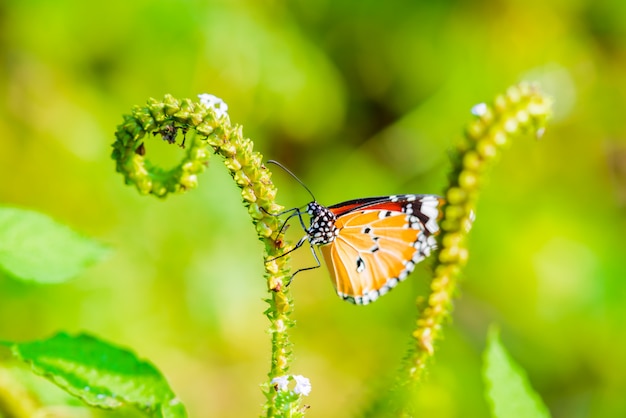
320;195;443;304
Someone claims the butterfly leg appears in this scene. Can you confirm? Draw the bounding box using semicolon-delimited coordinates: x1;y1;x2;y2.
260;206;302;218
275;210;302;238
262;205;310;252
260;207;303;237
261;203;322;285
266;234;308;262
285;244;321;286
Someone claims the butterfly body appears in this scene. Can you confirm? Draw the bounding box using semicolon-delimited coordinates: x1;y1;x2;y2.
304;201;339;245
300;194;444;305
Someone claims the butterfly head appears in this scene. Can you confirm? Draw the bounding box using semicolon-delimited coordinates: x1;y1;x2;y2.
305;202;338;245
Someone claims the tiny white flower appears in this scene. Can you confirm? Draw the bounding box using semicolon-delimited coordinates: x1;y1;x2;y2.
535;126;546;140
471;102;488;117
271;375;290;391
198;93;229;118
292;375;311;396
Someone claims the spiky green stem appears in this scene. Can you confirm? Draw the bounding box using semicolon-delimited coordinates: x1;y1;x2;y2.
111;95;303;417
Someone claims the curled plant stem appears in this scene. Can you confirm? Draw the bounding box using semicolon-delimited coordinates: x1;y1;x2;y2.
111;95;302;417
405;83;552;387
359;83;554;418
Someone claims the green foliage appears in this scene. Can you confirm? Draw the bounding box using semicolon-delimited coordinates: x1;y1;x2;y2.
483;327;551;418
0;85;552;417
3;333;186;418
0;206;185;417
2;0;626;416
1;84;552;417
0;207;109;283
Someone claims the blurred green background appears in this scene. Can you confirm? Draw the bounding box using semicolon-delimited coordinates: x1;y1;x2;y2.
1;0;625;417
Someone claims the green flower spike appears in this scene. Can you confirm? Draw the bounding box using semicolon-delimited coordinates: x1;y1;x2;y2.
112;94;223;197
397;83;552;408
111;94;301;417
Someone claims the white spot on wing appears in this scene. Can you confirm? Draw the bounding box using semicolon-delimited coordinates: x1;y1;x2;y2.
420;204;439;220
426;218;439;233
366;290;379;303
413;252;426;263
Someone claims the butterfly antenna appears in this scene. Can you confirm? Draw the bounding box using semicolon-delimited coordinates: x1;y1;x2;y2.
266;160;316;202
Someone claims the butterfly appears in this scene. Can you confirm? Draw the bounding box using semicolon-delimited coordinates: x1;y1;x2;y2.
268;161;444;305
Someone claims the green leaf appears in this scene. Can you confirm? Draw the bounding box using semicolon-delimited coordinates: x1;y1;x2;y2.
0;207;109;283
483;327;551;418
3;333;186;418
